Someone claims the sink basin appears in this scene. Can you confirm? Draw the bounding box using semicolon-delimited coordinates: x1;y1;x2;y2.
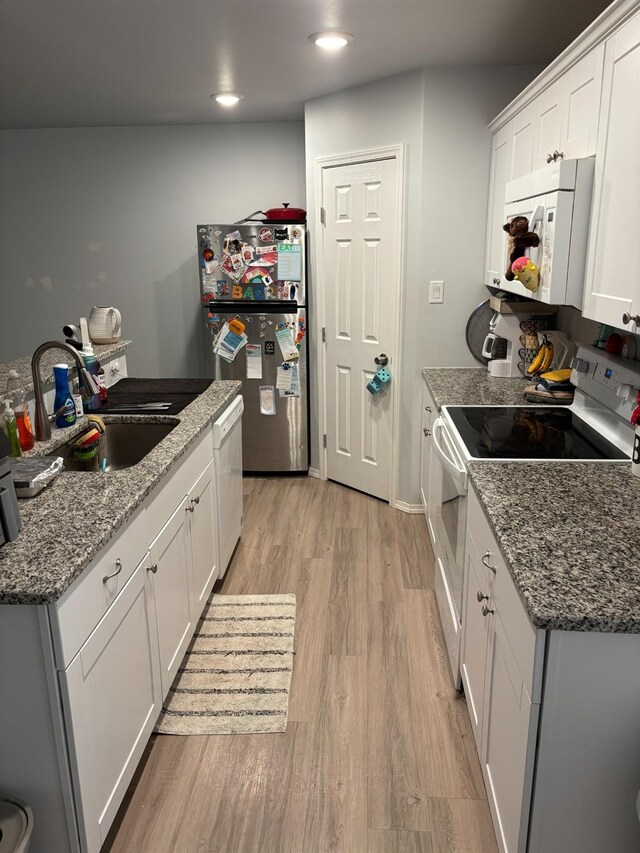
59;421;177;471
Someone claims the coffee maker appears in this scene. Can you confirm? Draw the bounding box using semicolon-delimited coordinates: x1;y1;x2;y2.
0;429;21;547
482;312;530;378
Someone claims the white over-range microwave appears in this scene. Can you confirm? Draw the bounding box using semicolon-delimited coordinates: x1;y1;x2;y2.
500;157;595;308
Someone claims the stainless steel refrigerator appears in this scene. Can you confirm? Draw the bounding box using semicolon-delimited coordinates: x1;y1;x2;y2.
197;222;309;473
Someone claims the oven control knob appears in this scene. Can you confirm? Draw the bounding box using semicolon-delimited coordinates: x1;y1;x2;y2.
570;357;589;374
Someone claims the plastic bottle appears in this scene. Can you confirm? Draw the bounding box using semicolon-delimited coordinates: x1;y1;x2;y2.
71;377;84;419
3;402;22;457
6;369;35;451
80;343;102;412
53;364;77;428
96;364;108;403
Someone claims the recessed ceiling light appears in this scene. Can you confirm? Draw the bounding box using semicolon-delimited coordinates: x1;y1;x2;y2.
308;31;354;50
213;93;243;107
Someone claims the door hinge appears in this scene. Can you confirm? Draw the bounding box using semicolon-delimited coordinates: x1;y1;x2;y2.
322;326;326;343
323;434;327;449
320;207;326;226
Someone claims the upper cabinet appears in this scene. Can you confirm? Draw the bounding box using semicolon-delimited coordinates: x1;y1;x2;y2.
583;12;640;331
484;43;605;299
485;120;514;288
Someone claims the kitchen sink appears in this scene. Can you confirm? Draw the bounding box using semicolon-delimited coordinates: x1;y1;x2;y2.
59;420;178;471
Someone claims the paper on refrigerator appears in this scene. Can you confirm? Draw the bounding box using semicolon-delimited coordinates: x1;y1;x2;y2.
275;327;298;361
246;343;262;379
213;322;247;363
259;385;276;416
279;364;300;398
276;363;292;391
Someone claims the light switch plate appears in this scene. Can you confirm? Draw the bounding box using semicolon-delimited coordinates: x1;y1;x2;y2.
429;280;444;304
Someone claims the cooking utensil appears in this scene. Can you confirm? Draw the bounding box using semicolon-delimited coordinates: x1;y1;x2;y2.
236;203;307;224
465;299;493;364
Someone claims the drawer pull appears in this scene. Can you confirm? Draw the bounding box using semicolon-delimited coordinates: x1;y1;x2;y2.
622;312;640;326
186;503;195;513
103;558;123;584
481;551;497;574
147;563;158;574
423;427;431;437
476;590;489;603
424;406;432;413
481;604;495;617
192;496;200;505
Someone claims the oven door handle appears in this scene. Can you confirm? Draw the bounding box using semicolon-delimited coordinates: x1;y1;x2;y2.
432;418;468;490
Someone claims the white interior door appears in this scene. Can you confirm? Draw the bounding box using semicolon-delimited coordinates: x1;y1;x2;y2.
322;156;399;501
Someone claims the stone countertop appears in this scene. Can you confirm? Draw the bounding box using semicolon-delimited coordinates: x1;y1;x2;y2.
468;461;640;633
422;367;528;410
0;380;241;605
0;340;132;395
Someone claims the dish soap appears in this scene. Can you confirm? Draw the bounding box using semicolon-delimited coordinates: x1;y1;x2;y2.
6;369;35;451
53;364;77;428
80;343;102;412
3;402;22;457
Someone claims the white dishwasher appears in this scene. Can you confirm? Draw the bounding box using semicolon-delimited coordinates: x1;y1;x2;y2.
212;395;244;577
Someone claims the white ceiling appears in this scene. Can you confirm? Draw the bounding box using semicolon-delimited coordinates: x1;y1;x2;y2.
0;0;612;129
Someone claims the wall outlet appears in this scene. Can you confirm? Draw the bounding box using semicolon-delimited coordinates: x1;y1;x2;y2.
429;280;444;304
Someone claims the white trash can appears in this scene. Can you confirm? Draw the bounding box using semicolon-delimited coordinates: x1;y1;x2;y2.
0;798;33;853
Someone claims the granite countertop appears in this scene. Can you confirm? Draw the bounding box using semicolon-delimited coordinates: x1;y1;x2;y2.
0;380;240;605
468;462;640;633
0;340;132;395
422;367;527;410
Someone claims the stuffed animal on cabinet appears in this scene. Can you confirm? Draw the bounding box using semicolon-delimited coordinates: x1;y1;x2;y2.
502;216;540;281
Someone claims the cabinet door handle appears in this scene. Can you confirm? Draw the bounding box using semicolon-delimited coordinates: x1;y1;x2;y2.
424;406;432;413
423;428;431;437
492;277;501;285
481;551;497;574
476;591;489;603
481;604;495;617
546;153;554;164
103;557;123;584
186;503;195;513
192;495;200;505
147;563;158;574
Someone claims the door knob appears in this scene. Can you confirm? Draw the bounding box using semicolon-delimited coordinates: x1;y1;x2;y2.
622;312;640;325
374;353;388;367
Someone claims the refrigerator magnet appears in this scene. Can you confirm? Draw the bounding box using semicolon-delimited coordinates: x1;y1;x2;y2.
253;284;266;301
226;229;242;242
259;385;276;416
264;340;275;355
232;284;243;299
243;286;254;300
202;248;214;262
258;227;273;242
242;245;254;262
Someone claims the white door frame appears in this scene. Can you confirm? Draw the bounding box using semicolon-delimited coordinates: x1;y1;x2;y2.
313;144;406;507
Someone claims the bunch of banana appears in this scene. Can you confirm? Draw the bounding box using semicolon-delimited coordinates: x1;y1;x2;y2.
527;336;554;376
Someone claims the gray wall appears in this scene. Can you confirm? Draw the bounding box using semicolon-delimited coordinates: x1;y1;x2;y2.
0;123;306;376
305;66;540;504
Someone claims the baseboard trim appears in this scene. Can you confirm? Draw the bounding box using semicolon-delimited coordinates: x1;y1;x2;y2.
308;467;320;479
393;500;423;514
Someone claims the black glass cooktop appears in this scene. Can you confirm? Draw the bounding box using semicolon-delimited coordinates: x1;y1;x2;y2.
446;406;628;460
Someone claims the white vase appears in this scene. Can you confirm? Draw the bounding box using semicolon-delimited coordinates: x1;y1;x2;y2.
88;306;122;345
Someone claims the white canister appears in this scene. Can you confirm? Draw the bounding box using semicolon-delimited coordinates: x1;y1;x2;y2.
88;306;122;344
632;425;640;477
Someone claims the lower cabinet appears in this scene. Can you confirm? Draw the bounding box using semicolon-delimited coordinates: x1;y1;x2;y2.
419;380;436;544
187;459;219;617
148;497;193;699
60;555;161;853
461;486;543;853
58;431;221;853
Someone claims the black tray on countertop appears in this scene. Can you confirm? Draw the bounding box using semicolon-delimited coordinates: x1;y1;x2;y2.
99;378;213;415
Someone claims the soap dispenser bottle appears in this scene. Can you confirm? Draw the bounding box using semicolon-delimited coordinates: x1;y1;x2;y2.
53;364;77;428
80;343;102;412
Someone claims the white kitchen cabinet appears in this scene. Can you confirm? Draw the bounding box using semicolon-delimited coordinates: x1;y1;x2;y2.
187;458;219;618
460;531;492;752
60;554;161;853
419;380;436;544
510;105;535;180
462;486;544;853
148;497;193;699
583;12;640;330
485;121;514;288
530;80;564;171
482;614;539;853
559;45;604;159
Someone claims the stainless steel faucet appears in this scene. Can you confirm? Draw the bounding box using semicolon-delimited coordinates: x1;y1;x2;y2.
31;341;100;441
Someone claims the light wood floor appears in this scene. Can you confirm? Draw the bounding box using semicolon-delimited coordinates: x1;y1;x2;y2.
104;477;497;853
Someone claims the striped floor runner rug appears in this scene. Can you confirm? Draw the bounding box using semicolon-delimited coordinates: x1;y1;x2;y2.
155;594;296;736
